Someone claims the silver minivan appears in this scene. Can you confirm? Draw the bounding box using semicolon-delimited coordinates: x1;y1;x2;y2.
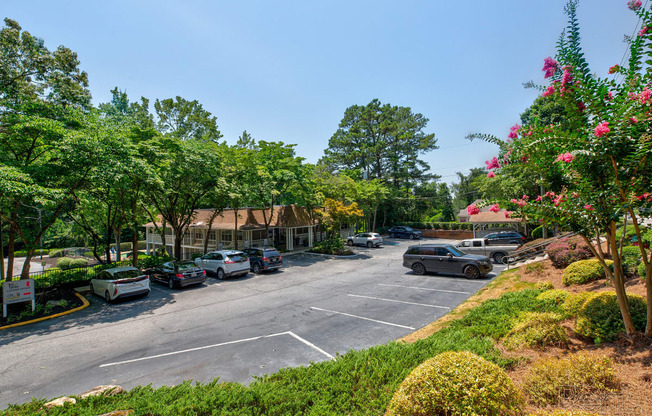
195;250;250;280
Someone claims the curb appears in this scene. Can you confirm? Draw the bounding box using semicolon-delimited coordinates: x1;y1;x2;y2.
301;251;361;260
0;292;90;330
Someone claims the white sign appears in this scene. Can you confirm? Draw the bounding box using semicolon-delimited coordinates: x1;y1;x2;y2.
3;279;36;318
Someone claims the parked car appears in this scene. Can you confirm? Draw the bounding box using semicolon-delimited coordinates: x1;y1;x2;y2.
402;244;493;279
89;266;150;302
195;250;250;279
346;232;383;248
149;260;206;289
483;231;527;246
456;238;520;264
388;226;422;239
243;247;283;274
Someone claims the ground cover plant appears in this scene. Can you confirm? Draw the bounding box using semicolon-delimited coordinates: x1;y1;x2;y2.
562;259;611;286
575;292;647;343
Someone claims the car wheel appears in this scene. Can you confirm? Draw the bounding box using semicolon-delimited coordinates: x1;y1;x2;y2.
104;291;112;303
168;278;175;289
347;240;353;246
412;263;426;275
366;241;373;248
409;234;416;240
253;263;262;274
389;233;395;238
89;283;95;296
464;265;481;279
217;268;225;280
493;252;506;264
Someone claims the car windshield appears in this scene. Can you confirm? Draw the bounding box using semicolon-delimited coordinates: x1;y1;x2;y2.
114;269;141;279
177;262;197;271
446;246;467;257
403;227;414;231
227;253;246;262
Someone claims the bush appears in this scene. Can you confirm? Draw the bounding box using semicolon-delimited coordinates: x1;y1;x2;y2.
526;262;546;274
138;254;175;270
502;312;569;350
536;289;570;306
531;225;544;240
621;245;642;277
190;252;203;260
68;258;88;268
639;261;648;279
385;351;523;416
546;236;593;268
575;291;647;343
562;291;594;317
56;257;72;269
522;353;620;406
534;280;554;290
49;248;65;258
137;240;147;250
311;238;352;255
562;259;612;286
12;249;50;257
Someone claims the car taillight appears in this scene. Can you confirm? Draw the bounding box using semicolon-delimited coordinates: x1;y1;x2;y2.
114;288;118;296
225;260;234;264
262;257;269;261
176;273;184;279
202;270;206;276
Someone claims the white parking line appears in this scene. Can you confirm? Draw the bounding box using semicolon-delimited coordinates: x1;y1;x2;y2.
378;283;471;294
347;294;450;309
310;307;415;330
99;331;332;368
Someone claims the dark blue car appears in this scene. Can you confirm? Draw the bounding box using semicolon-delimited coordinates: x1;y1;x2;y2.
388;226;422;239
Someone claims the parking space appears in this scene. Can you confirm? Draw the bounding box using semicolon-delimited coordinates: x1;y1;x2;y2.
0;237;503;408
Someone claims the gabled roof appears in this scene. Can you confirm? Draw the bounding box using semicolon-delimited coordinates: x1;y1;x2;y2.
469;211;523;223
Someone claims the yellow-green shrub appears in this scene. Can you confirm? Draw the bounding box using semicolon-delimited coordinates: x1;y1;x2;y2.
562;259;612;286
534;280;554;290
386;351;523;416
503;312;568;350
528;411;600;416
526;262;545;274
536;289;570;306
561;291;594;317
522;353;620;406
575;291;647;343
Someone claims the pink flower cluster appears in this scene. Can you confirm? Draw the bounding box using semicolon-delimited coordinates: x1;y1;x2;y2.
584;204;595;211
467;204;480;216
608;64;620;74
542;57;558;78
639;26;650;37
555;152;575;163
510;197;528;208
640;87;651;103
508;124;521;139
504;211;513;219
630;117;639;124
553;196;564;207
594;122;610;137
487;171;495;178
485;156;500;170
542;85;555;97
635;193;652;201
489;203;501;213
577;101;586;112
628;0;643;11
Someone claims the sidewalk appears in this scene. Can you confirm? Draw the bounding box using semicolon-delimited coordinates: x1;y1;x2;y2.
2;256;47;279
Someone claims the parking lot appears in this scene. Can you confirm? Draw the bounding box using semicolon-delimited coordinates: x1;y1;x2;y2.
0;238;505;408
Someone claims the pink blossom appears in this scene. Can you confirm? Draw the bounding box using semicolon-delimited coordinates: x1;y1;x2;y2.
630;117;639;124
510;198;518;204
517;199;527;208
572;192;579;198
522;195;530;200
486;171;495;178
629;92;639;101
521;155;529;163
504;211;513;219
542;57;558;78
535;195;543;202
542;85;555;97
608;65;620;74
508;124;521;139
553;196;564;207
561;67;573;86
628;0;643;11
467;204;480;216
489;203;500;213
577;102;586;112
485;156;500;170
639;87;651;104
607;92;613;100
584;204;595;211
639;26;650;37
594;122;610;137
555;152;575;163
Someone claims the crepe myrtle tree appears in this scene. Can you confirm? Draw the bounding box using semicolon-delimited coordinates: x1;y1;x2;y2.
468;0;652;337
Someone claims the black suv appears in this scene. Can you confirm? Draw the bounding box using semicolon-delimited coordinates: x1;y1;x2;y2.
243;247;283;274
388;226;422;239
483;231;526;245
402;244;493;279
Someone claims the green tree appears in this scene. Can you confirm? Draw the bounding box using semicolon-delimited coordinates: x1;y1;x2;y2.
154;96;222;142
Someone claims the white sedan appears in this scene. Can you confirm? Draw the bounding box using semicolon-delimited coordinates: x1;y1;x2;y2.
346;233;384;248
89;266;150;302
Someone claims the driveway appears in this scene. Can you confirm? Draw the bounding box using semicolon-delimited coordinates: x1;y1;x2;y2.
0;238;505;409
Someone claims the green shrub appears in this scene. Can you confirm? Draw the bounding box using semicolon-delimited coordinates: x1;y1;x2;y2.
56;257;73;269
386;351;523;416
639;261;648;279
311;238;351;255
137;240;147;250
68;258;88;268
138;254;175;270
502;312;568;350
531;225;544;240
575;291;647;343
12;249;50;257
545;236;593;268
536;289;570;306
522;353;620;406
562;259;611;286
190;252;203;260
534;280;554;290
562;291;595;317
49;248;65;258
620;245;642;277
526;262;545;274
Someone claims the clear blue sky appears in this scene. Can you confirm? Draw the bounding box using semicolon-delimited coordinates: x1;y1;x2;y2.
3;1;640;184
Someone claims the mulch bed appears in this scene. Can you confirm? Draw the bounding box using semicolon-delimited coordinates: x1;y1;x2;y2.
0;286;84;327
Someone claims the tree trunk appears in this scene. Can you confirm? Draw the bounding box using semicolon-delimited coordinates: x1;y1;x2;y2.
174;225;183;259
114;226;122;262
646;264;652;336
131;225;139;267
20;248;35;279
372;206;378;232
607;226;637;336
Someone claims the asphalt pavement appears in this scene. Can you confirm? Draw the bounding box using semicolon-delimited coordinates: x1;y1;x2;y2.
0;237;505;409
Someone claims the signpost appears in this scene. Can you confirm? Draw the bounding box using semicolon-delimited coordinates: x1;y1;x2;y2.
2;279;35;318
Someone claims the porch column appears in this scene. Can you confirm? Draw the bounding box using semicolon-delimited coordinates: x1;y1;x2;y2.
287;228;293;251
308;226;314;247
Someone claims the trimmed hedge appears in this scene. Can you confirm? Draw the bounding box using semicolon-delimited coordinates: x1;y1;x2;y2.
523;353;620;406
386;351;523;416
562;259;612;286
11;249;50;257
502;312;568;350
562;291;594;317
536;289;570;306
48;248;65;258
545;236;592;268
575;291;647;343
